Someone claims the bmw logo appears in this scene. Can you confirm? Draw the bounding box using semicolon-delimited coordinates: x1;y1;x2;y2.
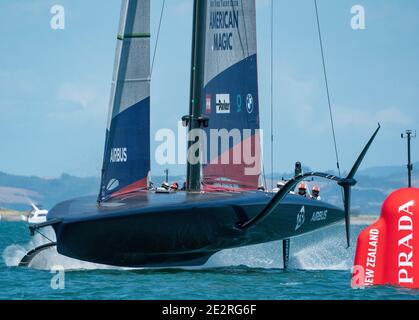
246;94;254;114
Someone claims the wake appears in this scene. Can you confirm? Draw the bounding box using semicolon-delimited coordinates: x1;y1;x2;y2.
3;227;119;271
204;224;358;271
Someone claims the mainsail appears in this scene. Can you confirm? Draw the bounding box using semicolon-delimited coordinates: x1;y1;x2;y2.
201;0;261;190
99;0;151;200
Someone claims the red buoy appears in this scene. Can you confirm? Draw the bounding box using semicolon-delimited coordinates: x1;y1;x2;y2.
352;188;419;288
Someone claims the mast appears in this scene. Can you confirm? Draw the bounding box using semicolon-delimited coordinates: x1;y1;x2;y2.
402;130;416;188
186;0;207;192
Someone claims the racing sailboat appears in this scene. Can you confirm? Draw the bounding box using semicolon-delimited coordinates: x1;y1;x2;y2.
20;0;380;268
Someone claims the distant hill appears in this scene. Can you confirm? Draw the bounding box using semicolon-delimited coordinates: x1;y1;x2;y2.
0;164;417;214
358;162;419;178
0;208;26;222
0;172;99;211
350;164;418;214
0;171;184;211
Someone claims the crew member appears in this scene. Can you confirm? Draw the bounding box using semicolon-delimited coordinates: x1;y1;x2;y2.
257;185;266;192
311;186;321;200
171;182;179;192
161;182;170;190
181;182;187;191
298;182;310;198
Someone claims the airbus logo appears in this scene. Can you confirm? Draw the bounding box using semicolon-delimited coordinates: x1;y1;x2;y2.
110;148;128;163
295;206;306;231
311;210;328;222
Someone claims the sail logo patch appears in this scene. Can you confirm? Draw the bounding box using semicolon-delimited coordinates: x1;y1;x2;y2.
295;206;306;231
209;10;239;51
236;94;242;113
246;94;254;114
397;200;414;285
110;148;128;163
206;95;212;114
216;94;231;114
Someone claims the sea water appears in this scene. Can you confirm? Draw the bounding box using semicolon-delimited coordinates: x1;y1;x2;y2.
0;221;418;300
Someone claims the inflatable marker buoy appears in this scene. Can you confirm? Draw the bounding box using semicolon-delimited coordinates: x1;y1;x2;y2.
352;188;419;288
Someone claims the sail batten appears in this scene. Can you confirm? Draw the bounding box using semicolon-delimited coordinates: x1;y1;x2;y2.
118;33;151;39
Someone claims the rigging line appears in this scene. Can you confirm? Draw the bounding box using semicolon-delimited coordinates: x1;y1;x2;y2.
270;0;274;191
34;229;55;244
240;0;250;56
261;127;267;190
230;0;246;58
151;0;166;76
262;164;267;190
314;0;342;178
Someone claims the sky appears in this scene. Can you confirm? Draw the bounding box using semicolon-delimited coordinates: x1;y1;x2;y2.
0;0;418;178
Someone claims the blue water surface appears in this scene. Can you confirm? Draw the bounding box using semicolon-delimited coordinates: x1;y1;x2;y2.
0;222;418;300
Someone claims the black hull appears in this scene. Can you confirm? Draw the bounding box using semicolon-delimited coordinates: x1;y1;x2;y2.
48;191;344;267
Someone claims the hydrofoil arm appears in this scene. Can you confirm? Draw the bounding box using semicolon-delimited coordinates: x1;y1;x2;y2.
18;242;57;267
237;124;381;248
